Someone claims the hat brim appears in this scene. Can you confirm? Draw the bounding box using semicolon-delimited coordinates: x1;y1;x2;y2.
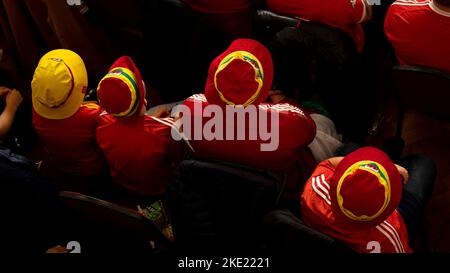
32;49;88;120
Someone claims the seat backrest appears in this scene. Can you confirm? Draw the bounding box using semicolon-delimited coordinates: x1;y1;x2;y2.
263;209;354;254
58;191;170;253
254;9;356;57
167;159;284;252
392;66;450;122
253;10;298;42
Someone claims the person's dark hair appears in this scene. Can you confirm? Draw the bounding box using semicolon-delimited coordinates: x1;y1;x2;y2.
435;0;450;7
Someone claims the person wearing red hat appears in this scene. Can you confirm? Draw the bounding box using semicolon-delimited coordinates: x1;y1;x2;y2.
180;39;317;205
301;147;436;253
96;56;184;202
384;0;450;75
266;0;373;53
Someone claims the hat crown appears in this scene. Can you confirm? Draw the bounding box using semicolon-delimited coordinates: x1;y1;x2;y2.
97;56;145;118
32;59;73;108
214;50;264;106
32;49;87;120
337;161;391;222
330;147;403;229
205;39;273;107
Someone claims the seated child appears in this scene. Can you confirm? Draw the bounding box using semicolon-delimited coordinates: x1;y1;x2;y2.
96;56;184;202
32;49;108;190
180;39;317;204
302;147;436;253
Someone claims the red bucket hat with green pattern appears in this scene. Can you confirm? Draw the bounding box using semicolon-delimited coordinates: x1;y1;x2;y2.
330;147;403;229
97;56;146;118
205;39;273;107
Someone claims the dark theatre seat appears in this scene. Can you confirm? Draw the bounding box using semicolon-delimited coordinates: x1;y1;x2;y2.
262;209;354;254
392;66;450;138
167;159;285;253
59;191;172;255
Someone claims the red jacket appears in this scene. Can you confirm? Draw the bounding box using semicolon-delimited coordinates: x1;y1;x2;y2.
96;113;184;196
302;160;412;253
385;0;450;75
33;103;107;177
182;94;317;201
267;0;369;52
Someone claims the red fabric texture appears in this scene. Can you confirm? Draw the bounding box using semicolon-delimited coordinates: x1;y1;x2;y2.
183;94;317;202
215;59;260;105
385;0;450;75
301;160;412;253
339;170;386;217
98;78;133;115
32;103;107;176
185;39;316;202
205;39;273;106
96;114;184;196
267;0;368;52
97;56;146;117
330;147;403;229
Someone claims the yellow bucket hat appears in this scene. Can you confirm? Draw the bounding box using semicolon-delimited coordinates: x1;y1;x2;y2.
32;49;88;120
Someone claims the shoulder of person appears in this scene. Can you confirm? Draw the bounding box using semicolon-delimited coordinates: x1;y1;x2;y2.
389;0;430;11
185;93;208;103
145;115;177;127
260;102;308;117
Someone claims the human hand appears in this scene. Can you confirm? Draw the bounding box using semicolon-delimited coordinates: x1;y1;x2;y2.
328;157;345;168
0;86;10;97
395;164;409;184
5;89;23;110
151;107;170;118
45;245;68;254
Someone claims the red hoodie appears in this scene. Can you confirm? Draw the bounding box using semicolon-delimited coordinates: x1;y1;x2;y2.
181;39;317;202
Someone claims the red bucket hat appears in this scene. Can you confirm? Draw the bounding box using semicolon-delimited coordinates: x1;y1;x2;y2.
205;39;273;106
97;56;146;117
330;147;403;229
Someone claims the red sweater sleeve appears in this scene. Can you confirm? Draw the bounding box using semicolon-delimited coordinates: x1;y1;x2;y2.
271;101;317;148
